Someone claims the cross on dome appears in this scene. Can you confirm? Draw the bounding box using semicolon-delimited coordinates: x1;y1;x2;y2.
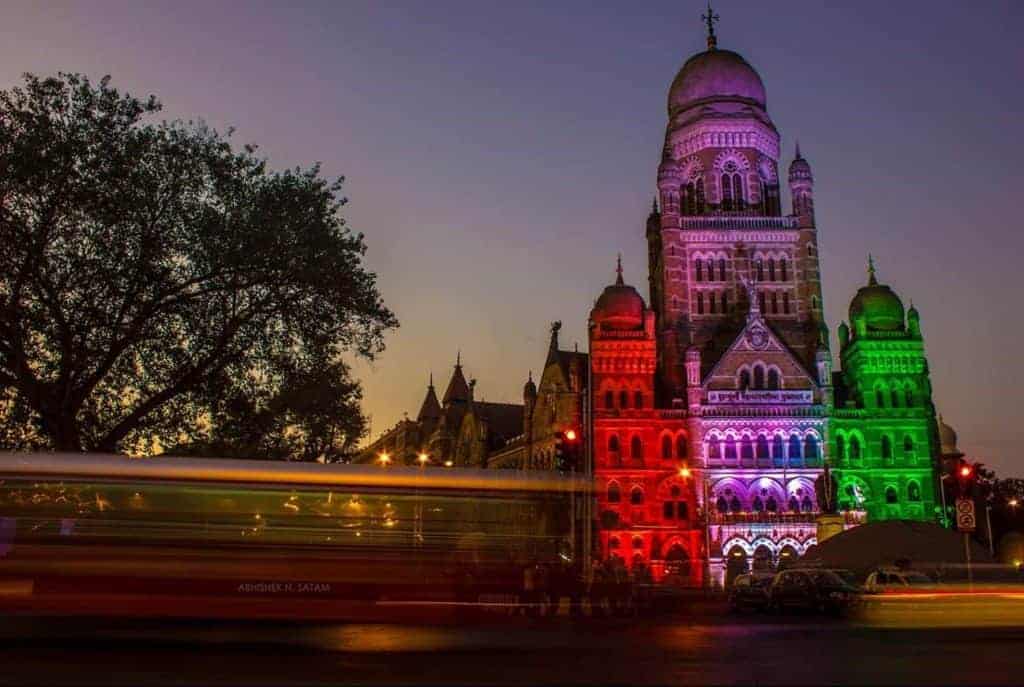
702;1;720;50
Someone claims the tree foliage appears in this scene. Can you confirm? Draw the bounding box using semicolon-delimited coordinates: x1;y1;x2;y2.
0;73;397;457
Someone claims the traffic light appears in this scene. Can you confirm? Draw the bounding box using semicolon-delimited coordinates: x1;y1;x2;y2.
554;429;582;472
955;459;976;497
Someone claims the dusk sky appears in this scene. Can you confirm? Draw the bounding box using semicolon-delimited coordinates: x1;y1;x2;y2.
3;1;1022;473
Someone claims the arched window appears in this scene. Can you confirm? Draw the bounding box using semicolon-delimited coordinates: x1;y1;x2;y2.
722;290;729;312
721;173;733;211
772;435;785;465
753;365;765;390
634;390;643;409
661;436;673;460
630;436;644;461
789;434;802;463
697;292;704;315
707;259;714;281
766;496;778;512
619;390;629;409
756;435;770;461
663;501;675;519
632;536;644;549
768;258;776;281
771;292;778;313
752;496;764;512
756;260;765;281
695;178;705;214
907;482;921;502
716;496;728;512
695;260;703;282
676;435;688;459
801;496;814;512
905;388;915;406
881;435;893;461
780;259;788;281
759;292;767;313
682;182;696;215
729;495;742;513
804;435;819;461
630;487;644;505
788;496;799;512
783;292;790;314
718;257;726;281
875;388;886;408
708;438;721;460
608;435;620;453
767;368;780;390
885;486;898;504
724;439;738;462
607;482;621;503
850;436;862;461
903;435;914;459
891;388;900;408
604;390;614;409
739;369;751;390
709;292;717;314
740;437;754;462
836;435;846;461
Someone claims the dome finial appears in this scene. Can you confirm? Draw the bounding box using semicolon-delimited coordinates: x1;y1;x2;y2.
702;0;720;50
867;254;878;286
615;253;624;286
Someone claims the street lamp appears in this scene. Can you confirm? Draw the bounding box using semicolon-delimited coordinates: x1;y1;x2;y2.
1010;498;1019;508
443;460;453;468
378;452;391;467
417;452;430;467
679;465;691;479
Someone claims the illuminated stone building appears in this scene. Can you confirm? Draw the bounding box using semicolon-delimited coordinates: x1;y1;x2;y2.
590;16;942;585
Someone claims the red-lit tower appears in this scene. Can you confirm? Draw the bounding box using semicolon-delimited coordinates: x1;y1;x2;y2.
590;258;703;584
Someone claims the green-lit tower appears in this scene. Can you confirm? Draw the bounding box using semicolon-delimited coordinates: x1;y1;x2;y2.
830;257;940;523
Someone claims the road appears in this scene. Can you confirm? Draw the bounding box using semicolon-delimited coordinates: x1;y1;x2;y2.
0;613;1021;686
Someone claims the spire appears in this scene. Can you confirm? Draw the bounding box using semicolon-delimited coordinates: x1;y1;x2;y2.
416;374;442;421
702;1;720;50
615;253;624;286
651;195;659;214
867;254;878;286
545;321;562;367
795;140;803;160
442;353;470;406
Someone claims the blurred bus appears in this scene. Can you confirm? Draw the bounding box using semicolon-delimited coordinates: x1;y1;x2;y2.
0;453;586;619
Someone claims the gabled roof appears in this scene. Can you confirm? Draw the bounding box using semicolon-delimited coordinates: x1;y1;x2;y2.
473;402;525;448
703;312;818;387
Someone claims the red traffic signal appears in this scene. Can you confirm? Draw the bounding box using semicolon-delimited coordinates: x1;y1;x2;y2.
564;429;578;442
958;464;972;479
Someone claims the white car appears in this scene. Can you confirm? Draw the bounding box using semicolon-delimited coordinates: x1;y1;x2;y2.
864;569;935;594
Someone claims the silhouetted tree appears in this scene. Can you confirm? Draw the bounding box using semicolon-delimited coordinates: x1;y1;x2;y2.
0;73;397;455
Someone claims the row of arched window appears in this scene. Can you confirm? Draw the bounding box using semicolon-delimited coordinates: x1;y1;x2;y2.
835;432;915;464
603;389;645;410
677;177;779;217
706;433;820;466
694;256;727;282
753;257;789;282
607;433;688;463
606;482;691;521
872;382;918;409
758;290;792;315
715;493;815;514
739;363;782;391
695;290;729;315
837;480;922;510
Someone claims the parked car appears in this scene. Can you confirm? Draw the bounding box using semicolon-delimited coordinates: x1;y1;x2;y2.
728;573;773;613
768;569;862;615
864;569;935;594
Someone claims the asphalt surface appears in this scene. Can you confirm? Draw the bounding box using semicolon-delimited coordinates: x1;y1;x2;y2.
0;613;1021;686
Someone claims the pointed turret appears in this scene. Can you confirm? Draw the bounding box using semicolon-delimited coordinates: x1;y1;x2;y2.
441;353;470;406
416;374;442;422
789;141;814;221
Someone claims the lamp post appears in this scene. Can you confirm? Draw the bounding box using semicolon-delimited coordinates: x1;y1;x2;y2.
986;504;995;558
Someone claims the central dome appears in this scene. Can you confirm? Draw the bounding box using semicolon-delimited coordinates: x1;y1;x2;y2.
591;259;645;329
849;282;905;332
668;49;767;115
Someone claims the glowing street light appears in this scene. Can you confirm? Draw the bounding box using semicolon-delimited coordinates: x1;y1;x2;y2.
443;460;453;467
564;429;578;442
679;465;691;479
1010;499;1019;508
378;452;391;467
417;453;430;466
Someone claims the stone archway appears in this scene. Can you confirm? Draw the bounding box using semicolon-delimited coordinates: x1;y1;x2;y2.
725;544;749;587
752;543;774;572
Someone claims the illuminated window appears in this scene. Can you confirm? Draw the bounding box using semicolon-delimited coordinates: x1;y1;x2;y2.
630;487;644;505
630;436;644;462
708;439;721;460
607;482;621;503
